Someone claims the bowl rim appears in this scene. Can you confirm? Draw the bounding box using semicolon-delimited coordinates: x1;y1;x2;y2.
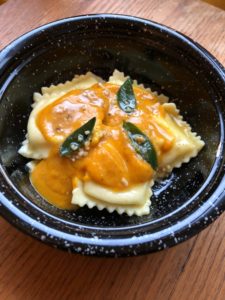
0;13;225;257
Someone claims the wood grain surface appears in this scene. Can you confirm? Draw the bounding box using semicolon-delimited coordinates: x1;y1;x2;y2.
0;0;225;299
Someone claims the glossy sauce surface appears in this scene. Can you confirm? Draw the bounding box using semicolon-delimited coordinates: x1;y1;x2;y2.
31;83;174;209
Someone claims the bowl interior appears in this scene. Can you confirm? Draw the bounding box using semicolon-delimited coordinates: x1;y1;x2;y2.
0;16;222;229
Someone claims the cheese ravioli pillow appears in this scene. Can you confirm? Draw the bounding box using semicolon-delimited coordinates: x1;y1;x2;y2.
19;70;204;216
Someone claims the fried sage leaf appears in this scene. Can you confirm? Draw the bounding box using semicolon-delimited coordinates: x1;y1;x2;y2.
60;117;96;157
123;121;158;170
117;78;137;113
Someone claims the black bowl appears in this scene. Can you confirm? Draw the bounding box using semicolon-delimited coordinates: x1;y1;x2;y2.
0;14;225;256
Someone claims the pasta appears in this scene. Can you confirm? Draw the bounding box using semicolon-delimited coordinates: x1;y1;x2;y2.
19;70;204;216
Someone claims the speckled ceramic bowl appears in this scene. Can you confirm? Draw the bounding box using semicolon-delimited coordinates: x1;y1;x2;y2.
0;14;225;256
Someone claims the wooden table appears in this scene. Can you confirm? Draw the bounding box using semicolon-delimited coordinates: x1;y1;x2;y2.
0;0;225;299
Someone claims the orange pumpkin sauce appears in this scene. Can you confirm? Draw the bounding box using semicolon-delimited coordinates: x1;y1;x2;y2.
31;83;174;209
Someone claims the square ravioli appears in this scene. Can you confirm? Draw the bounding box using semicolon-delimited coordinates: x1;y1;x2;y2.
19;70;204;216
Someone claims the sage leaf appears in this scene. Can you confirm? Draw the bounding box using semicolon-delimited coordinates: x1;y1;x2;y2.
123;121;158;170
117;78;137;113
60;117;96;157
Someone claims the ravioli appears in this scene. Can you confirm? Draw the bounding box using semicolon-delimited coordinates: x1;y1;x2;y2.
72;180;153;216
19;70;204;216
19;72;103;159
